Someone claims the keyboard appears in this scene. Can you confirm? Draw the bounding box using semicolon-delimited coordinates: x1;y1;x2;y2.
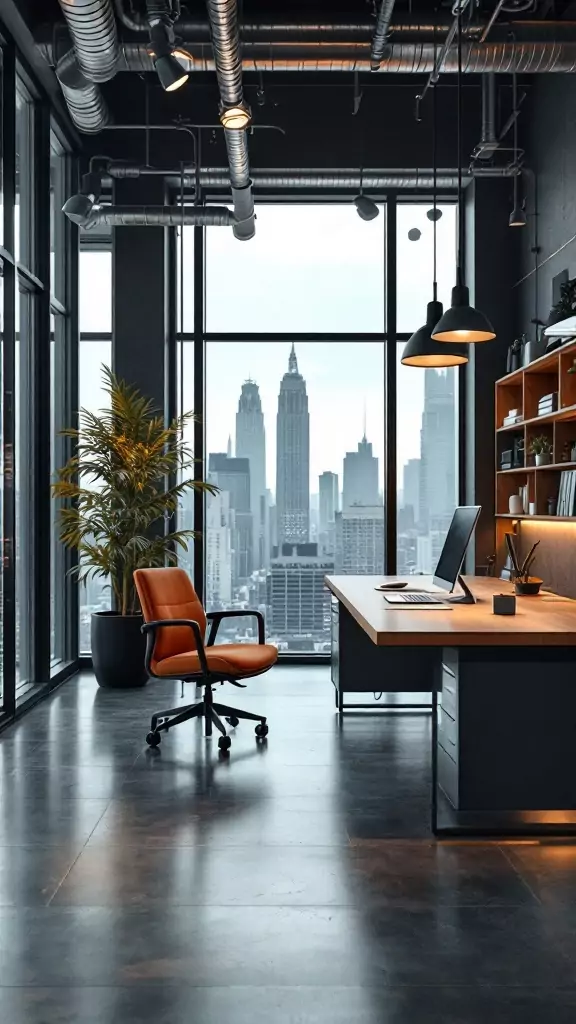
384;592;446;605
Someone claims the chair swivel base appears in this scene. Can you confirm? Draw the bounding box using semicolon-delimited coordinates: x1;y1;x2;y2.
145;686;268;751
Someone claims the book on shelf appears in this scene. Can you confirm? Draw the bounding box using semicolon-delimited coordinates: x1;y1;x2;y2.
538;392;558;405
503;414;523;426
557;470;576;516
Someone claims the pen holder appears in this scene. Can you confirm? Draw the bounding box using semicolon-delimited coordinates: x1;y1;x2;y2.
493;594;516;616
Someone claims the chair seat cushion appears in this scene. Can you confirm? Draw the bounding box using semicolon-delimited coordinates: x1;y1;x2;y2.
154;643;278;678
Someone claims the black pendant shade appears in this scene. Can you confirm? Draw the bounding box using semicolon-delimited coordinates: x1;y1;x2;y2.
431;283;496;344
402;300;469;368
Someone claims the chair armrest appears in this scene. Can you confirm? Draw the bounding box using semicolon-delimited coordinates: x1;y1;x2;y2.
141;619;209;676
205;609;265;646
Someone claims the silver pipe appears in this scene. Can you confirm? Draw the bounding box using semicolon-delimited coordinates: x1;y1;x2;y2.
55;49;110;134
85;205;235;228
371;0;397;70
205;0;255;240
474;73;498;160
116;39;576;73
56;0;119;82
197;167;516;188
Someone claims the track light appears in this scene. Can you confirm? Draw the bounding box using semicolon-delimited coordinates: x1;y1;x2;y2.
154;52;189;92
354;195;380;221
219;104;252;129
62;170;102;225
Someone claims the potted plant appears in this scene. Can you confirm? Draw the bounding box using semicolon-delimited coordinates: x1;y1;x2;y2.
52;367;216;688
529;435;553;467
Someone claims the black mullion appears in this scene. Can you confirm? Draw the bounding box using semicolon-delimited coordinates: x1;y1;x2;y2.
2;42;16;715
385;195;397;575
193;225;205;602
32;96;51;685
201;333;388;343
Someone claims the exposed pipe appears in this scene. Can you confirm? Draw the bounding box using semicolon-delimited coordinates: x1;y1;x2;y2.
205;0;255;240
114;39;576;73
56;0;119;82
371;0;396;70
83;205;236;228
474;73;498;160
55;49;110;134
197;167;517;189
480;0;507;43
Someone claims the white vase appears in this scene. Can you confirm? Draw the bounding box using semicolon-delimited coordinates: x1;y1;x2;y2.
509;494;523;515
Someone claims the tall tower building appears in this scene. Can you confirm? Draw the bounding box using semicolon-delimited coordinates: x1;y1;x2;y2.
276;344;310;545
418;369;456;568
319;471;339;555
402;458;421;524
208;453;253;585
343;435;379;511
236;379;267;570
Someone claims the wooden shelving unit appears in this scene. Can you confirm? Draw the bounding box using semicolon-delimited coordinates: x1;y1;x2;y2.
495;338;576;527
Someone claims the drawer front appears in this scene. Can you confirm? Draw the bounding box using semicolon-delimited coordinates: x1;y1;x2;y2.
437;743;459;808
437;706;458;756
441;672;458;720
442;647;459;681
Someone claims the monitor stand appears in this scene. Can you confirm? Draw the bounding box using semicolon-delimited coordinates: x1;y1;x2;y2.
445;575;476;605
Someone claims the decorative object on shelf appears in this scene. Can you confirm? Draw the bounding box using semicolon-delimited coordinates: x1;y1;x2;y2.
557;469;576;515
431;11;495;346
509;493;524;515
548;276;576;327
537;391;558;416
493;593;516;616
561;441;573;463
528;502;536;516
529;435;552;466
513;436;525;467
523;335;547;366
52;367;216;689
571;442;576;462
503;409;523;426
500;448;513;471
547;496;558;516
506;338;523;374
568;358;576;375
506;534;543;595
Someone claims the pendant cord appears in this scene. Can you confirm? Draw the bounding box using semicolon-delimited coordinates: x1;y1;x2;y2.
432;23;438;303
457;8;463;285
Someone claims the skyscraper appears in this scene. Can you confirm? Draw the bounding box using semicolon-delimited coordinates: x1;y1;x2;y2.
419;369;457;568
236;379;266;570
205;489;233;606
343;435;379;511
208;453;253;584
276;344;310;545
403;458;421;526
335;506;385;574
268;542;333;647
319;471;339;555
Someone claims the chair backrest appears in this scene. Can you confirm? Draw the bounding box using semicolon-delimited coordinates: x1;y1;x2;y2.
134;567;207;665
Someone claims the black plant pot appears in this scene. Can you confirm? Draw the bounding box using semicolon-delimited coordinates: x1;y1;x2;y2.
91;612;149;689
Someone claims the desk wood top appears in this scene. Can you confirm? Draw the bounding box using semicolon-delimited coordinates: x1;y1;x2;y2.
325;575;576;647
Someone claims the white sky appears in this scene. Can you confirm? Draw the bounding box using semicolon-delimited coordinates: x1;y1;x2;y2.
79;202;457;491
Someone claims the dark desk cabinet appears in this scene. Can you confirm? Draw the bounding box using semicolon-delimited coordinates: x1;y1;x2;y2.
438;646;576;812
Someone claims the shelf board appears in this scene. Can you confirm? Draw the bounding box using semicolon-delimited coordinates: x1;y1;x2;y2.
496;404;576;431
496;514;576;522
497;463;576;474
497;421;525;433
496;338;576;386
497;467;533;474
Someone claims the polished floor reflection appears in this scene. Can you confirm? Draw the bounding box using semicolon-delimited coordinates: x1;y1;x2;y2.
0;667;575;1021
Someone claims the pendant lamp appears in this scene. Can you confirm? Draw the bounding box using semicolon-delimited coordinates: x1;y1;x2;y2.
431;11;495;345
401;47;468;368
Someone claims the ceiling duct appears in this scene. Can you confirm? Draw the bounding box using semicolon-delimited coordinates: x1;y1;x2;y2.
474;73;499;160
205;0;255;240
197;167;517;189
78;205;236;229
113;38;576;73
56;0;119;81
55;49;110;133
371;1;397;69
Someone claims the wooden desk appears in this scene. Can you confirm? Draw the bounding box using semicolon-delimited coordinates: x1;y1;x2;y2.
326;575;576;837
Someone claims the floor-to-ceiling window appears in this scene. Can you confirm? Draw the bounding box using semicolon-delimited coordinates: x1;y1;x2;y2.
396;202;459;574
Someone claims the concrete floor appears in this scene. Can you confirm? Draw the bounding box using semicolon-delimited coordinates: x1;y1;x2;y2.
0;665;575;1021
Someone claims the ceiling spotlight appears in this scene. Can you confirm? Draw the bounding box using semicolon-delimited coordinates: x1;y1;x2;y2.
220;104;252;129
354;195;380;221
427;208;443;222
62;170;102;226
408;227;421;241
154;52;189;92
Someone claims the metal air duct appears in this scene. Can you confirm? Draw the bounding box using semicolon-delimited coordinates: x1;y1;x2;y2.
81;205;236;229
371;1;397;69
198;167;517;189
57;0;120;82
205;0;255;240
474;73;499;160
114;38;576;73
55;49;110;134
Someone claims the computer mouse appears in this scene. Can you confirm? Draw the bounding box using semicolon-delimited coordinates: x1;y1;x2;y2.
375;581;409;591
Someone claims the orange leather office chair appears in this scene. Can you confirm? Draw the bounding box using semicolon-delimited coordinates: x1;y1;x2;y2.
134;567;278;752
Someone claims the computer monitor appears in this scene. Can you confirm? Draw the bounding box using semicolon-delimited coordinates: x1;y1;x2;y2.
433;505;481;604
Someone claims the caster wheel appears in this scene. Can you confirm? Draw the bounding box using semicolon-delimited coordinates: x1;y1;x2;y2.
226;715;240;728
218;735;232;751
255;723;269;738
146;731;161;747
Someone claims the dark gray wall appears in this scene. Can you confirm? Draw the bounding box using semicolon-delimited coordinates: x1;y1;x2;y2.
518;74;576;336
